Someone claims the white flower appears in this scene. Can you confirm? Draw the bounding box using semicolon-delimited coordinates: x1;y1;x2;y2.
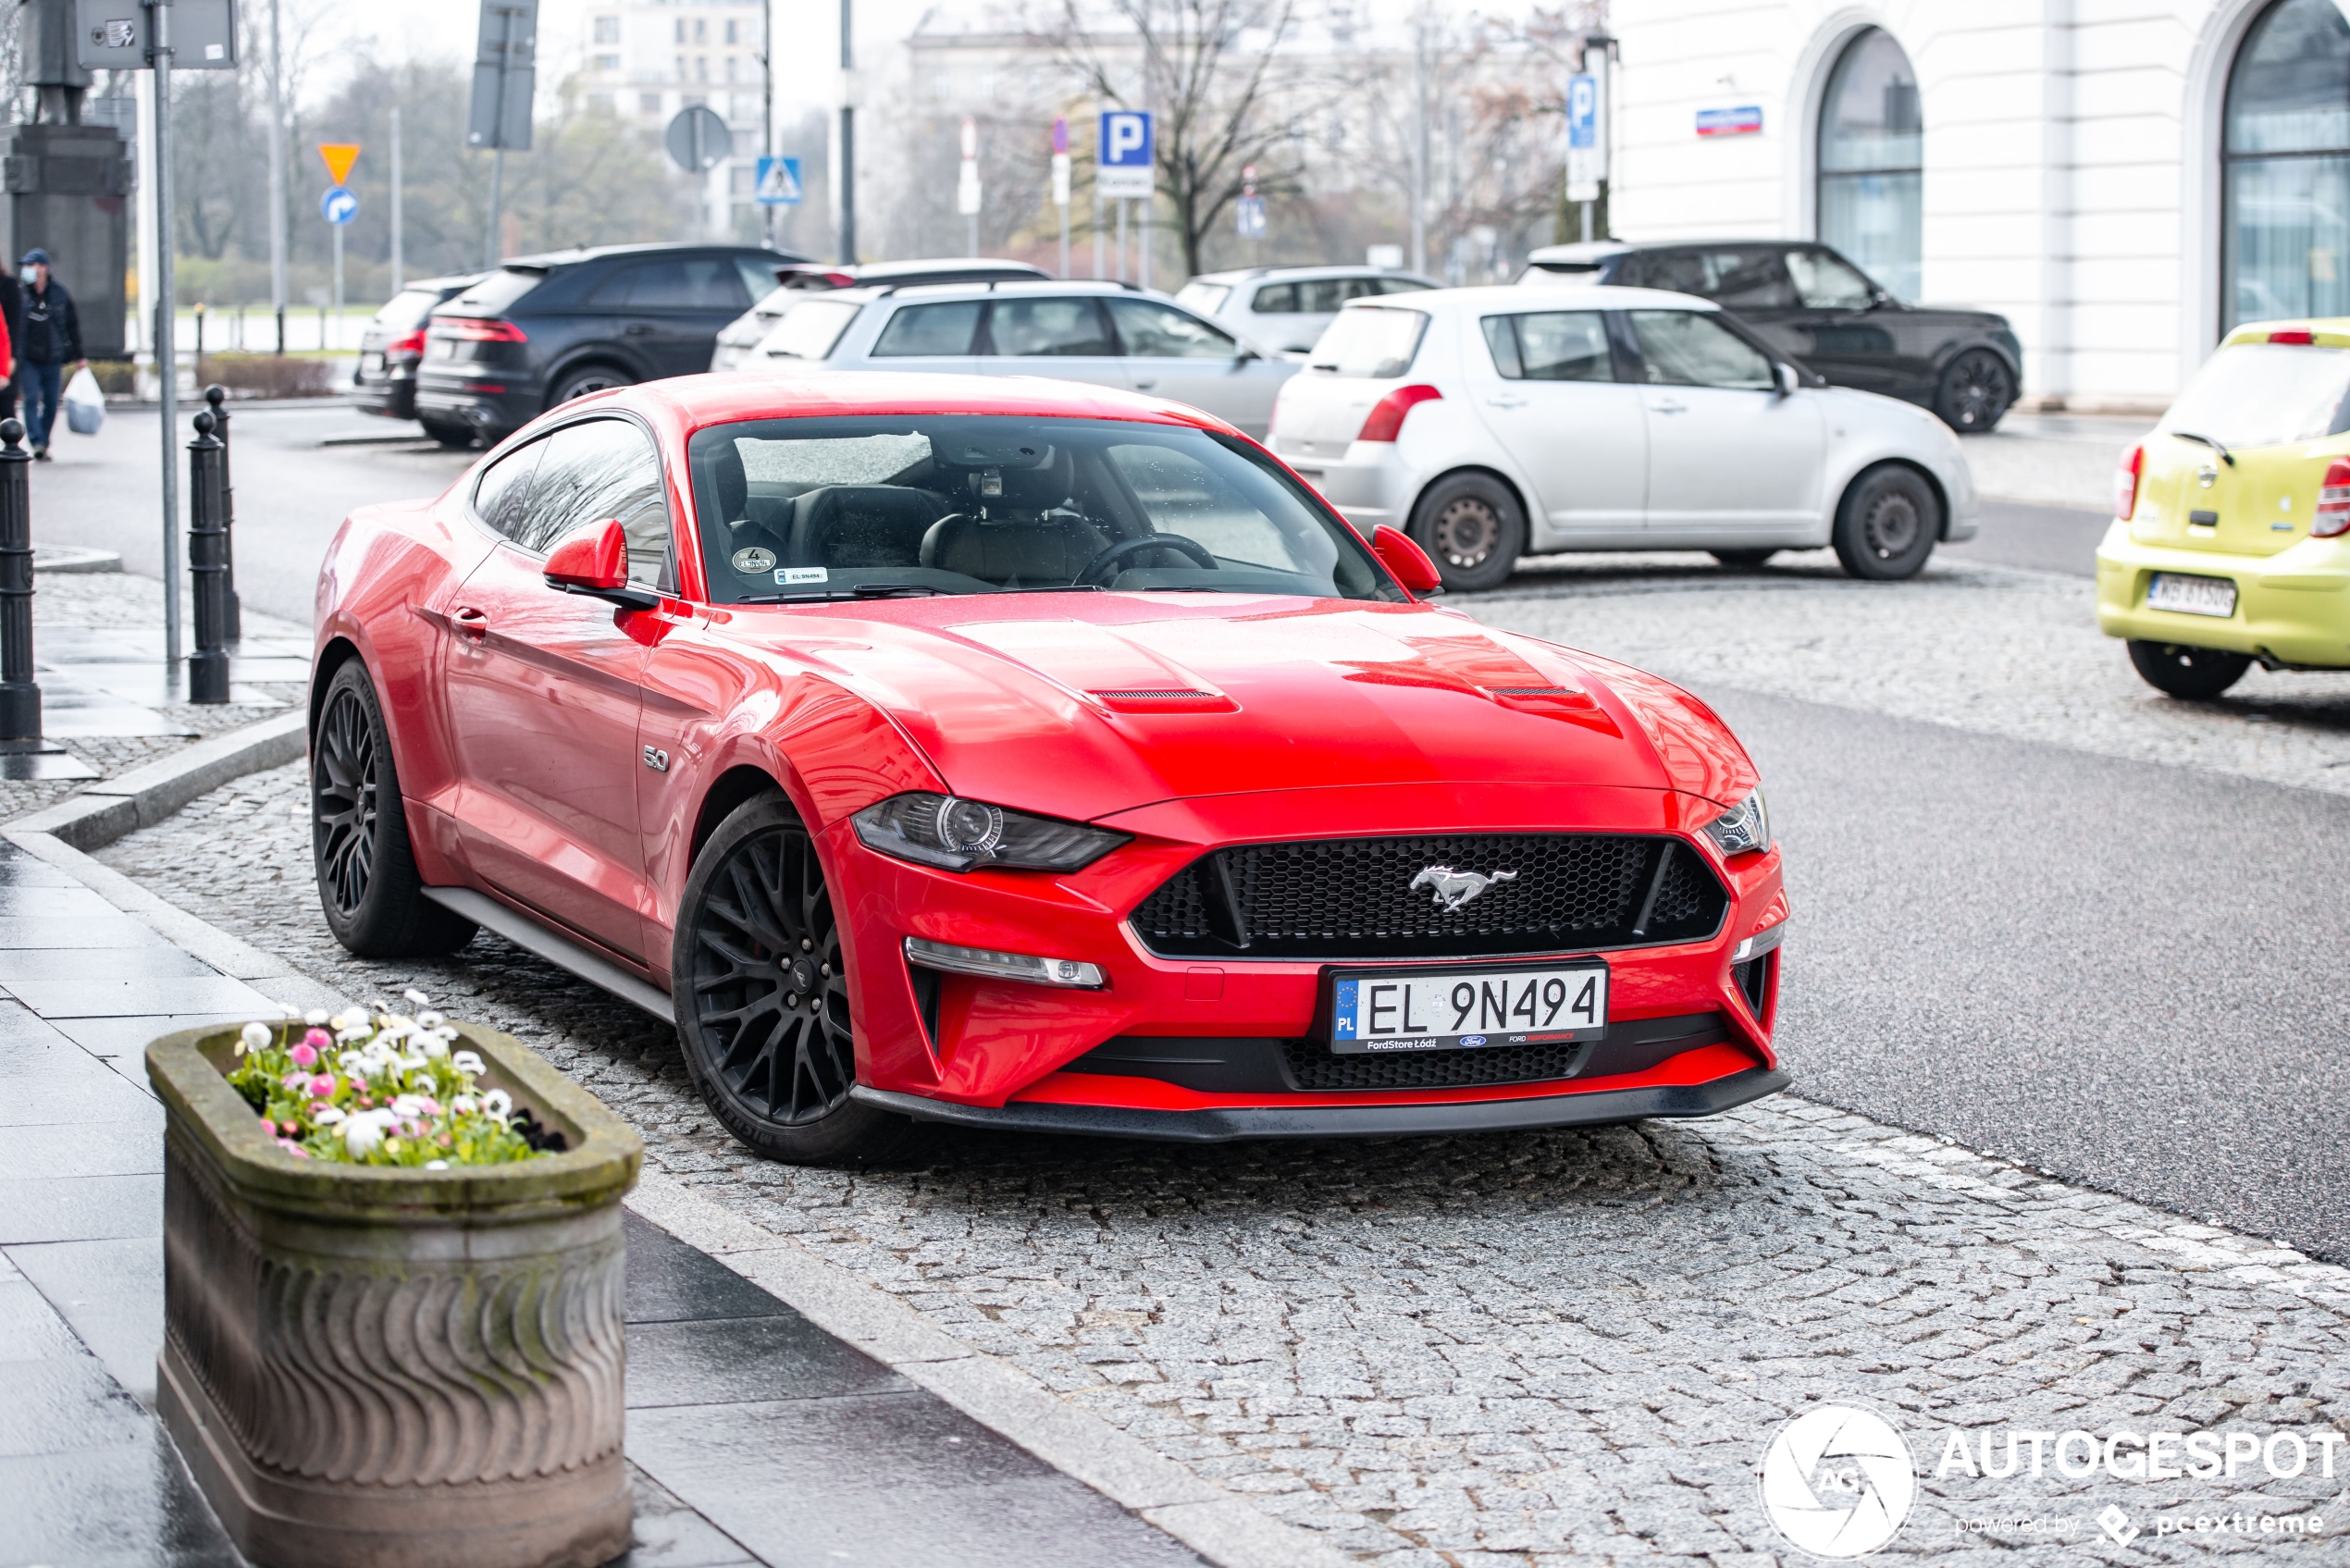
419;1032;450;1060
343;1113;390;1157
424;1159;450;1170
304;1008;331;1027
480;1089;513;1121
238;1021;270;1056
402;989;431;1007
338;1051;371;1081
450;1050;485;1077
451;1094;478;1116
415;1009;444;1031
311;1106;347;1126
390;1094;427;1118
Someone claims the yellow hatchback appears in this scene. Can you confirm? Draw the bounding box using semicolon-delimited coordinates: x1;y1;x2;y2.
2096;318;2350;697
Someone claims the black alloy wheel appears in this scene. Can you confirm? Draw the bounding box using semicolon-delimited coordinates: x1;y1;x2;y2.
1831;464;1941;581
1408;472;1528;593
2126;639;2253;699
550;364;633;406
673;794;916;1165
311;661;476;957
1934;350;2016;434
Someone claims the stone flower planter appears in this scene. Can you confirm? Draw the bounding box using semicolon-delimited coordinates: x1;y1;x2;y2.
147;1020;644;1568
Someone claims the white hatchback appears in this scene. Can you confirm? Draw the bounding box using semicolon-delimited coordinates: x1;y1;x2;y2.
1269;285;1979;590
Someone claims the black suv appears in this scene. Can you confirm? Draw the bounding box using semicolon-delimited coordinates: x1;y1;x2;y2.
1521;240;2023;432
352;274;481;442
414;242;806;443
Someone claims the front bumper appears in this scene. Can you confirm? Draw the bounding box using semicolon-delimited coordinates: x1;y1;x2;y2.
2095;521;2350;667
829;782;1787;1134
855;1064;1789;1142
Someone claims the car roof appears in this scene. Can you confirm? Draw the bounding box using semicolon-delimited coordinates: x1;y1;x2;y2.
830;256;1050;281
1526;238;1839;265
1335;283;1719;313
1187;265;1443;286
500;241;808;271
594;370;1247;439
828;278;1151;303
399;273;482;293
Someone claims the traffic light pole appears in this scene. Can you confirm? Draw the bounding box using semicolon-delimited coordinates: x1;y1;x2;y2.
148;0;181;667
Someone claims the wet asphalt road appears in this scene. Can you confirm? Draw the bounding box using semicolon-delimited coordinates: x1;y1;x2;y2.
32;415;2345;1253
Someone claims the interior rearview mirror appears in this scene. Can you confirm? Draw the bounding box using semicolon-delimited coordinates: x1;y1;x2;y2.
544;518;660;610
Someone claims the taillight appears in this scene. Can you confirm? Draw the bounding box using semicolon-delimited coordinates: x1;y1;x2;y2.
2315;458;2350;537
2114;443;2144;521
386;329;426;360
1356;384;1441;442
429;316;529;344
2270;328;2316;344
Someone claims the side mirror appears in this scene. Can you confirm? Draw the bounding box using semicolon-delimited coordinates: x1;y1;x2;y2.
1771;361;1800;399
1372;525;1443;595
544;518;660;610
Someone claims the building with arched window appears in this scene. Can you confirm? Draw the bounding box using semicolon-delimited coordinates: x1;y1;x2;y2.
1607;0;2349;411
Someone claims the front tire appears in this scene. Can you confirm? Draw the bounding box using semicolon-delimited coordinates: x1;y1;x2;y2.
312;661;477;957
1934;350;2015;433
2127;640;2252;699
672;794;917;1166
1407;472;1527;593
550;364;633;406
1832;464;1941;580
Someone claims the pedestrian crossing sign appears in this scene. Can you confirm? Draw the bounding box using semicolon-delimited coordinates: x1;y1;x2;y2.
756;156;802;206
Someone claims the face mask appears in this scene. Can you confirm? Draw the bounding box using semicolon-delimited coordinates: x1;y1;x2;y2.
18;268;32;286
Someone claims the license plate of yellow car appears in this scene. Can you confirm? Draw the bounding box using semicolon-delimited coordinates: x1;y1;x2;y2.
2146;573;2237;618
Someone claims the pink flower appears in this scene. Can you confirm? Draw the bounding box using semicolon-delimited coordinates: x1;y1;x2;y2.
290;1043;317;1068
309;1075;335;1098
303;1028;331;1051
287;1144;309;1159
281;1071;306;1093
258;1117;277;1137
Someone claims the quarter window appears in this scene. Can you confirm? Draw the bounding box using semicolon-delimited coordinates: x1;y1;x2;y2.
472;438;549;543
1481;310;1614;382
1251;282;1299;313
1786;248;1875;309
1107;298;1237;358
872;301;983;356
1627;311;1775;391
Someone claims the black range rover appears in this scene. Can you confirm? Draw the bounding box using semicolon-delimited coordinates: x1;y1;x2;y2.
414;241;805;444
1521;239;2023;433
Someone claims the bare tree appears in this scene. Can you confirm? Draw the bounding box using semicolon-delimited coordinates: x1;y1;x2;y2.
1042;0;1322;277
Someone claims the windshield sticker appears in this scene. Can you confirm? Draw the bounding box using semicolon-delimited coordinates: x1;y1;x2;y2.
776;567;829;586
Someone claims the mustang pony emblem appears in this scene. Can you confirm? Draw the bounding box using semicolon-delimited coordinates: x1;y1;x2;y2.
1410;865;1518;912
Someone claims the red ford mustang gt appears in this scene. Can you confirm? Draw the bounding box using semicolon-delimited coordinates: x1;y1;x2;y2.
311;373;1789;1163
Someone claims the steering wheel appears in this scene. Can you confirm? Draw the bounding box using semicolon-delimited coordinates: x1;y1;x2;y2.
1079;533;1218;585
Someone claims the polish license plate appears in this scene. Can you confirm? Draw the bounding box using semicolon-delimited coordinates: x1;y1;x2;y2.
361;352;384;376
2146;572;2237;617
1328;961;1608;1054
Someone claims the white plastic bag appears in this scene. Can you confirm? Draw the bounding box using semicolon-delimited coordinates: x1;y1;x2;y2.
63;365;104;436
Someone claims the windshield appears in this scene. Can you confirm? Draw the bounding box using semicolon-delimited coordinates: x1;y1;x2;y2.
1175;281;1231;313
687;414;1400;604
2161;342;2350;449
1308;307;1429;377
759;297;862;361
373;288;447;330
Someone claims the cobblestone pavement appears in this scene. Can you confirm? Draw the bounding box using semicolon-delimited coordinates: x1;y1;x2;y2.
101;745;2350;1564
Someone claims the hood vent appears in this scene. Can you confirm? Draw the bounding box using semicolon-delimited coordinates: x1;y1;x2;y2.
1089;688;1240;714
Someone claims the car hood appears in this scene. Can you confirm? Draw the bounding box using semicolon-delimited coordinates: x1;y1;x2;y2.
724;597;1755;823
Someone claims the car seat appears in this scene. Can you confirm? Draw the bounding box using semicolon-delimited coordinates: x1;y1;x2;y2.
786;486;943;569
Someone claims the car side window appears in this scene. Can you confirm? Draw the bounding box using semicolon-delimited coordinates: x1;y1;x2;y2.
1376;278;1435;294
1627;311;1775;391
983;297;1114;356
1251;282;1299;313
1787;248;1876;309
733;255;782;302
1107;298;1237;358
1702;249;1797;309
612;257;749;311
872;302;984;356
516;420;676;589
472;438;549;542
1481;311;1612;382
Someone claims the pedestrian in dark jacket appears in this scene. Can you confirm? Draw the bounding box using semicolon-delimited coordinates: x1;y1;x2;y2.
19;249;83;459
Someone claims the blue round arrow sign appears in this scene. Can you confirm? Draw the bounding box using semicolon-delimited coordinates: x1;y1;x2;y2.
321;186;358;225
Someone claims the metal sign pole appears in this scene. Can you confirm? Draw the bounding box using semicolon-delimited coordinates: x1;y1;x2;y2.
150;0;181;668
390;105;403;290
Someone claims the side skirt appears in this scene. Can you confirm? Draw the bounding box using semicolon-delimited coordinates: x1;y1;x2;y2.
421;885;675;1023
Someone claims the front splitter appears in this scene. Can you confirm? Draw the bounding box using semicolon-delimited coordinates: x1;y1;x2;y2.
850;1066;1790;1143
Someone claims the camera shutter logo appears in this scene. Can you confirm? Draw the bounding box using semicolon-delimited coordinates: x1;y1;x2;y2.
1758;1405;1916;1557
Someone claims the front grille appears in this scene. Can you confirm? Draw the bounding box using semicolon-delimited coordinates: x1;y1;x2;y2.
1129;833;1728;960
1282;1037;1584;1091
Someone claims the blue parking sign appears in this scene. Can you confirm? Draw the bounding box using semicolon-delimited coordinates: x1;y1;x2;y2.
1097;110;1153;197
1567;75;1598;149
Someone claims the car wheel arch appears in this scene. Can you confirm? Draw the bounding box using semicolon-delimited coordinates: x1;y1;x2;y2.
542;355;639;411
309;636;365;741
1414;463;1533;531
688;763;798;866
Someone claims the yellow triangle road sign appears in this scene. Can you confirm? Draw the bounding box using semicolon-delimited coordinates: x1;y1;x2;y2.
317;143;361;186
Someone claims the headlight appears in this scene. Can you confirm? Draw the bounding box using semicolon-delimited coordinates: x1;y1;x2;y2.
1702;788;1770;856
850;792;1129;872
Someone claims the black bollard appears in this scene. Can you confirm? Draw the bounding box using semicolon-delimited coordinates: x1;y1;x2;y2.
204;385;241;641
188;411;230;704
0;419;37;741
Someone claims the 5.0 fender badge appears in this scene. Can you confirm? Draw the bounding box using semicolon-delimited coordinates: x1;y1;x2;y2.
642;747;670;772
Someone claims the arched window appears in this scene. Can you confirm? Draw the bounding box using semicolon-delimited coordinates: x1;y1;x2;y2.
2224;0;2350;330
1817;29;1922;302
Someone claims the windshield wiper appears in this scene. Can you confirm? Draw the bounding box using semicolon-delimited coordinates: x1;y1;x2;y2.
2171;430;2235;466
743;583;945;603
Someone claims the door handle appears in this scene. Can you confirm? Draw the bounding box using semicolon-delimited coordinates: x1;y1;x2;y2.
1650;400;1688;414
1132;377;1157;390
451;606;489;641
623;323;655;336
1486;396;1528;409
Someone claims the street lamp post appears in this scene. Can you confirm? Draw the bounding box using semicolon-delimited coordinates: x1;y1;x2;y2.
149;0;182;667
837;0;855;262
